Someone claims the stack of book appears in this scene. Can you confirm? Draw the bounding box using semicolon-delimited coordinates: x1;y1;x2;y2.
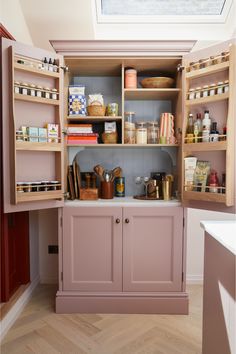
67;124;98;144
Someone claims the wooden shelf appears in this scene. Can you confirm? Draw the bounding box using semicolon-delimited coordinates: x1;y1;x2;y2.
14;62;60;78
185;92;229;106
16;190;63;203
185;61;229;80
16;141;62;151
66;143;179;148
67;116;123;122
14;93;60;105
183;190;226;203
124;88;181;100
183;141;227;152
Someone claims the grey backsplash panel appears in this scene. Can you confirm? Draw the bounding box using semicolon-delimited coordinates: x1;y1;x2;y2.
124;100;172;123
74;148;176;196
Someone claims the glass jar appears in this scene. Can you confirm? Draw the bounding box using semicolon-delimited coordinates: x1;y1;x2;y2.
32;182;41;192
223;80;229;93
124;112;136;144
24;182;32;192
29;84;36;96
221;51;229;62
44;87;50;99
14;81;21;94
21;82;29;95
16;182;25;193
213;55;222;65
36;85;43;98
195;87;202;99
51;88;58;100
202;85;209;97
147;121;159;144
188;88;195;100
41;181;50;191
209;83;216;96
125;68;137;88
50;180;59;190
217;81;224;95
199;59;207;69
136;122;147;144
16;130;24;141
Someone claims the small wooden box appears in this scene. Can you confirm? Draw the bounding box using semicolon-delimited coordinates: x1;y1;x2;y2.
80;188;98;200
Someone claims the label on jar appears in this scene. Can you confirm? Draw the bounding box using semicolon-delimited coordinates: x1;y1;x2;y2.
115;177;125;197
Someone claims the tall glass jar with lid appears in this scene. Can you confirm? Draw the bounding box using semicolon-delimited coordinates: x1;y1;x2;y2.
124;112;136;144
136;122;147;144
147;121;159;144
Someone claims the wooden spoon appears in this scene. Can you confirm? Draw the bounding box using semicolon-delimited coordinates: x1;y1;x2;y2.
111;166;122;181
93;164;105;181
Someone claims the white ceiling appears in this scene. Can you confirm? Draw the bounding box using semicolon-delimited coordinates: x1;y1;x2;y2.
13;0;236;51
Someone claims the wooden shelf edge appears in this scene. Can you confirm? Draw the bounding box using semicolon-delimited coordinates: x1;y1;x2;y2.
183;190;226;203
67;116;123;121
14;93;60;105
16;141;62;151
185;61;229;79
124;88;181;92
183;141;227;152
66;143;179;148
14;62;60;78
16;190;63;203
185;92;229;106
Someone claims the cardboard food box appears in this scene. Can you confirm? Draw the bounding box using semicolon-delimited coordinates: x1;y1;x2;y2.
38;127;47;142
46;123;59;143
27;127;38;142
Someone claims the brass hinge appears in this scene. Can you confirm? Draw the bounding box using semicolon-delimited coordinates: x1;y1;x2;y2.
61;272;63;281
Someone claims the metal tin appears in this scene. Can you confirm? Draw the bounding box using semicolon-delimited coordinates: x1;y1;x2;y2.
115;177;125;197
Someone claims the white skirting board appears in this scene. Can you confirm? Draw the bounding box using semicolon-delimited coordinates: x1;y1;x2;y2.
186;275;203;284
0;276;40;342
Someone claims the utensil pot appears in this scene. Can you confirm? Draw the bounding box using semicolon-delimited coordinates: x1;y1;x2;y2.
101;181;114;199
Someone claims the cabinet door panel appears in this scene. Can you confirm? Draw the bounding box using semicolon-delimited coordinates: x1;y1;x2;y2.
123;207;183;292
63;207;122;292
1;37;64;213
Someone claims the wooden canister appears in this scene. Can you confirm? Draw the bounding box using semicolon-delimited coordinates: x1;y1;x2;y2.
125;68;137;88
101;181;114;199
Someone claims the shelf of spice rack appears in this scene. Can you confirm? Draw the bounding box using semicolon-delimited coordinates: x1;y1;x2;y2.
185;92;229;106
67;116;123;122
185;61;230;80
16;190;63;203
183;190;226;203
183;141;227;152
66;143;179;148
15;141;62;152
14;62;60;78
14;93;60;106
124;88;181;100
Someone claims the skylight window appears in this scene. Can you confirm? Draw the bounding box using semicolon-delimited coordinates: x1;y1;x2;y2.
101;0;226;16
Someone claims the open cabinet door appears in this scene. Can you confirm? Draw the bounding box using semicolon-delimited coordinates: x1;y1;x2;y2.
181;38;236;214
1;38;64;213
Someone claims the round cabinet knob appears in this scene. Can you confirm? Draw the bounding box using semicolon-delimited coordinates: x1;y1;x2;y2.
116;218;120;224
125;218;130;224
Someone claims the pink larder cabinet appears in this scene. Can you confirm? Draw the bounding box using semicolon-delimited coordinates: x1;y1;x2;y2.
123;207;183;292
62;206;123;292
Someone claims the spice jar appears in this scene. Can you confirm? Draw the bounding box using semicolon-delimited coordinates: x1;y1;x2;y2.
125;68;137;88
188;88;195;100
195;87;202;99
24;182;32;192
29;84;36;96
202;85;209;97
51;88;58;100
213;55;222;65
223;80;229;93
136;122;147;144
221;51;229;62
199;59;207;69
209;83;216;96
124;112;136;144
21;82;29;95
147;121;159;144
36;85;43;98
17;182;25;193
14;81;21;94
44;87;51;99
41;181;50;191
50;181;59;190
32;182;41;192
16;130;24;141
217;81;224;95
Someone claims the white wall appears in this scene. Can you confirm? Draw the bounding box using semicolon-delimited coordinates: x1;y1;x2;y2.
186;209;236;283
0;0;33;45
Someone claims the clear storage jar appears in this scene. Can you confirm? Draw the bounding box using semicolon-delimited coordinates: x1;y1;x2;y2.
29;84;36;96
51;88;58;100
36;85;43;98
136;122;147;144
44;87;50;99
188;88;195;100
223;80;229;93
217;81;224;95
209;83;216;96
124;112;136;144
202;85;209;97
195;87;202;99
147;121;159;144
14;81;21;94
21;82;29;95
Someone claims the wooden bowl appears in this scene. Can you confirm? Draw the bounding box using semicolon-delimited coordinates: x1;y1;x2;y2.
140;77;175;88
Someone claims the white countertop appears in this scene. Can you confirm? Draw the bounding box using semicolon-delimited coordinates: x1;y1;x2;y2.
201;220;236;255
65;196;181;207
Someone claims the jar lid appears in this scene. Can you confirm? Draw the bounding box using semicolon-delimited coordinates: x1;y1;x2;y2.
189;88;194;92
203;85;209;88
125;111;135;115
196;87;202;90
22;82;28;86
25;182;32;185
210;83;216;87
51;88;58;92
17;182;25;185
217;81;223;85
30;84;36;88
51;180;59;184
32;182;41;185
221;51;229;56
16;130;23;133
36;85;43;89
147;121;158;126
136;121;147;127
41;180;50;184
199;58;207;63
44;87;50;91
224;80;229;84
14;81;20;85
125;68;137;72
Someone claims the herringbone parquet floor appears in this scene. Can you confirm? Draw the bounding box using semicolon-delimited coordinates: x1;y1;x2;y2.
1;284;202;354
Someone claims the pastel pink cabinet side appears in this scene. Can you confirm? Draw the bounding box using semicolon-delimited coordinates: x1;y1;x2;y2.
123;206;184;292
62;206;123;292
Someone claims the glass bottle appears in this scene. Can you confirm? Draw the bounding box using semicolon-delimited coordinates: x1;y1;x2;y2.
48;58;53;72
43;57;48;71
210;122;219;142
209;170;219;193
202;110;211;142
186;113;194;143
53;59;58;72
